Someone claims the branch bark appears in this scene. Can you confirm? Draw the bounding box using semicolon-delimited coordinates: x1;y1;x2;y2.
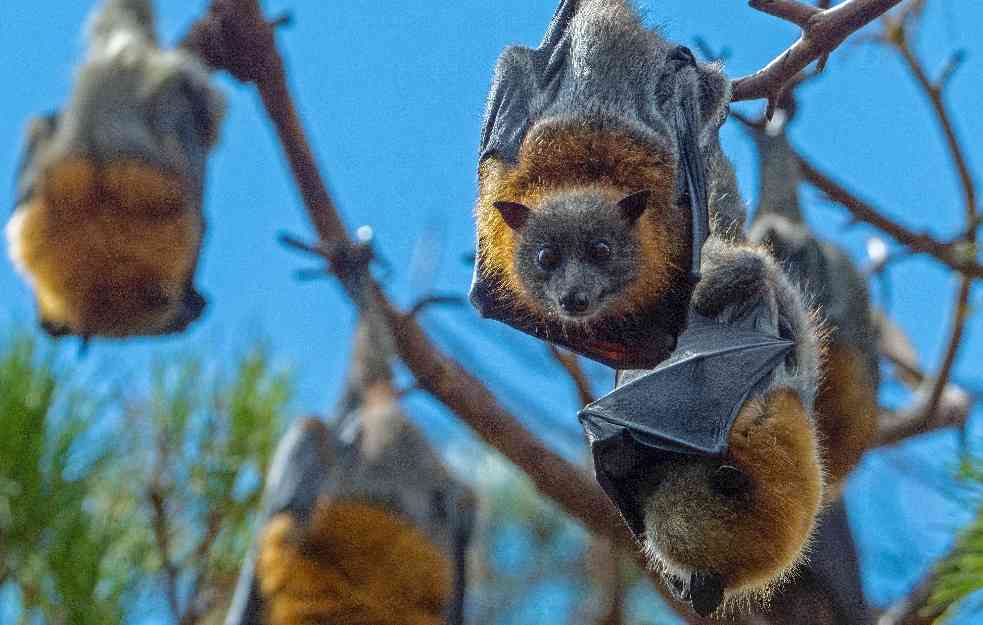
795;155;983;278
732;0;904;111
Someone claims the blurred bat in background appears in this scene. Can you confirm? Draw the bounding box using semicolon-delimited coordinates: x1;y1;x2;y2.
6;0;224;341
225;314;476;625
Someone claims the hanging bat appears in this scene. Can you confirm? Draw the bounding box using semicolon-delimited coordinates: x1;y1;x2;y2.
469;0;746;368
579;236;825;617
5;0;224;340
225;319;476;625
746;112;879;495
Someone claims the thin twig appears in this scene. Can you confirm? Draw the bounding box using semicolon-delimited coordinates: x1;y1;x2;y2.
732;0;904;112
750;0;821;29
877;541;957;625
796;155;983;278
184;510;224;625
886;13;977;256
148;485;184;625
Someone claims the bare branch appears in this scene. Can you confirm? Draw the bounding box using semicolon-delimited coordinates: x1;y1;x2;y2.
874;309;974;448
882;13;977;258
148;485;184;625
796;154;983;278
732;0;904;111
750;0;821;29
179;0;650;591
877;540;956;625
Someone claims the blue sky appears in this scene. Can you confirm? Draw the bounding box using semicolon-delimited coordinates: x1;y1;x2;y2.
1;1;981;621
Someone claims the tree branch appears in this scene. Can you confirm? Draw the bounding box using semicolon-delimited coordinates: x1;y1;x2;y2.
179;0;697;614
750;0;821;29
732;0;904;114
874;312;973;447
795;154;983;278
148;484;184;625
876;542;955;625
876;279;974;447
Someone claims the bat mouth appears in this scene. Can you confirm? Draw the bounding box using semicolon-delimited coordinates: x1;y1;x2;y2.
666;568;727;618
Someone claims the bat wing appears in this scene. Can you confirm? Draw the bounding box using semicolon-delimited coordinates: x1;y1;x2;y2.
445;488;477;625
12;113;59;211
478;0;578;165
808;497;870;623
578;311;793;535
225;418;336;625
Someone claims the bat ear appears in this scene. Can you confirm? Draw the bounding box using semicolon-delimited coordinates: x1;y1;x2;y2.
618;190;652;223
493;201;531;231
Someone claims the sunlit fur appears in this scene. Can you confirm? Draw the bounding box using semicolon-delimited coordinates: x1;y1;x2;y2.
6;158;200;336
642;389;824;613
257;504;450;625
476;123;686;323
814;343;878;496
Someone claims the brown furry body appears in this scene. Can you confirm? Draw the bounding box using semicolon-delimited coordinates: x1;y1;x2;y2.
814;343;878;495
257;503;451;625
7;158;201;336
643;389;824;604
476;122;688;318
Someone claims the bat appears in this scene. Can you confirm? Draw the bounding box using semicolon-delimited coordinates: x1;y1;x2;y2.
6;0;224;340
225;320;476;625
469;0;744;369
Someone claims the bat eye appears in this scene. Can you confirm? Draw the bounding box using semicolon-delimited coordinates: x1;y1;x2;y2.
536;246;560;271
589;240;611;262
710;465;751;497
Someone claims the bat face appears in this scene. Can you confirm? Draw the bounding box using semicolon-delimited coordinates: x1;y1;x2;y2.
6;6;223;339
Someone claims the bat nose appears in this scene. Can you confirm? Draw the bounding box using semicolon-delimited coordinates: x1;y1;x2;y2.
560;290;591;314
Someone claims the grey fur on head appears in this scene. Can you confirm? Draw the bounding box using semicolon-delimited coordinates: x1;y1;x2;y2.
87;0;157;50
479;0;743;232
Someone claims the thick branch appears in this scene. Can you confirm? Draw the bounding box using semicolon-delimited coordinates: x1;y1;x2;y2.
732;0;904;108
